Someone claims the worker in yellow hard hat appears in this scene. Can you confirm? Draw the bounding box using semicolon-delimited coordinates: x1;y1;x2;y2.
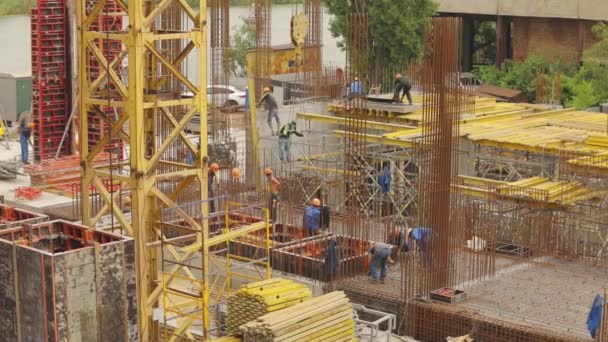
264;167;280;221
303;198;322;237
257;86;280;135
208;162;220;213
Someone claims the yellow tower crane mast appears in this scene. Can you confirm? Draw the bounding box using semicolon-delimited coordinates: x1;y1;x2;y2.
77;0;208;340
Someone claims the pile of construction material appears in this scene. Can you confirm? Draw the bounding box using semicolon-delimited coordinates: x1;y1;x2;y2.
210;336;242;342
239;291;356;342
226;278;312;334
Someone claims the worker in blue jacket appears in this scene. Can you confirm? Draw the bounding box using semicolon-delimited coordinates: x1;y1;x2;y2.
408;227;432;268
303;198;322;237
369;242;394;282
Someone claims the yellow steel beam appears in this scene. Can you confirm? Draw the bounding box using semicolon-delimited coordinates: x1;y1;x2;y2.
296;112;417;131
333;130;416;148
296;165;358;176
181;221;267;253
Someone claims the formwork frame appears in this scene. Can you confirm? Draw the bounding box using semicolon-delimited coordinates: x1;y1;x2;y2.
77;0;208;340
474;144;557;181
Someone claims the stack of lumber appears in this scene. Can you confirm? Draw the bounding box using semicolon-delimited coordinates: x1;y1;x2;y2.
238;291;357;342
210;336;242;342
24;153;111;185
226;278;312;334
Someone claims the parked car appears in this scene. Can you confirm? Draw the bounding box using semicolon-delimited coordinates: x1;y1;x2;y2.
208;85;246;108
181;85;246;108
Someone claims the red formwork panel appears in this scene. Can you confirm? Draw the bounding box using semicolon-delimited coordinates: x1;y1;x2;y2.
31;1;70;161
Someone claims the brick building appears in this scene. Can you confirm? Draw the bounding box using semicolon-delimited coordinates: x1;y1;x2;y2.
436;0;607;69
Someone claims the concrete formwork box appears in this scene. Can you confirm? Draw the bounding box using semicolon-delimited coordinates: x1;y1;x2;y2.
0;220;137;342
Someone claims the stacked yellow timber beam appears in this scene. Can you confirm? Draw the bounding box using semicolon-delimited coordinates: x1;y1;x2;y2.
210;336;242;342
239;291;357;342
227;278;312;334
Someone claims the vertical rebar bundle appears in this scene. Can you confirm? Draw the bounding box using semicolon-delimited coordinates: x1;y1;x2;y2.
210;0;230;138
404;17;465;296
303;0;322;99
253;0;271;99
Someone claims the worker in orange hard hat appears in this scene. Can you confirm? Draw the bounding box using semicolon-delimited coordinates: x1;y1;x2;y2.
208;162;220;213
393;73;413;105
257;86;280;135
303;198;322;237
265;167;281;221
231;167;240;179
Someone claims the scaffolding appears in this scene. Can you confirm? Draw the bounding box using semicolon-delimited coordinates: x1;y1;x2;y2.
161;200;271;340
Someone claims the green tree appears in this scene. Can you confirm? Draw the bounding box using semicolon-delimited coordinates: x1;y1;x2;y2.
570;23;608;108
228;18;255;77
324;0;437;81
475;55;571;103
0;0;29;16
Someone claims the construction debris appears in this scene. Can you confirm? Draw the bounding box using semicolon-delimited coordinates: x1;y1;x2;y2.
239;291;356;342
0;162;19;179
226;278;312;334
14;186;42;200
24;153;111;185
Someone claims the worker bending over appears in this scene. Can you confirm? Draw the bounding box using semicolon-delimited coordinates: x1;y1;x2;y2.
278;121;303;162
208;163;220;213
303;198;322;237
408;227;432;268
388;225;409;257
369;242;395;283
392;73;413;105
265;168;281;221
258;86;280;135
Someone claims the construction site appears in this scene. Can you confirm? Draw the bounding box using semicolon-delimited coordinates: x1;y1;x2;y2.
0;0;607;341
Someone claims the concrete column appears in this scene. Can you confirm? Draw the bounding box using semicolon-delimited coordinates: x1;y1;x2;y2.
496;15;508;67
461;16;474;71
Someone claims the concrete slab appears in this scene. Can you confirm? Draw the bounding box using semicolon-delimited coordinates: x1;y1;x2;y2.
0;140;72;213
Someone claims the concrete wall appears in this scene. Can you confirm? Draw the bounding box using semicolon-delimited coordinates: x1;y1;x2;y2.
436;0;608;20
0;238;137;342
512;17;596;63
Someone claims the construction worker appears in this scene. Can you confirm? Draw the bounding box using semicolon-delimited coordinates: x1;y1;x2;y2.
258;86;280;135
348;76;365;100
208;163;220;213
278;120;303;162
17;110;31;165
388;225;409;257
393;73;413;105
265;167;280;221
369;241;395;282
303;198;322;236
408;227;432;268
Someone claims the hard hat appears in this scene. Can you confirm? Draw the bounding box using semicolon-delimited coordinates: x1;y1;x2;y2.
123;196;131;205
264;167;273;175
311;198;321;206
263;86;271;92
395;73;402;79
231;167;240;179
407;228;413;237
28;121;35;129
210;163;219;172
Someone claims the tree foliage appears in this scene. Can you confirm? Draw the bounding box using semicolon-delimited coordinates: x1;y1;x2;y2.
474;23;608;109
228;18;255;77
324;0;437;68
0;0;28;16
